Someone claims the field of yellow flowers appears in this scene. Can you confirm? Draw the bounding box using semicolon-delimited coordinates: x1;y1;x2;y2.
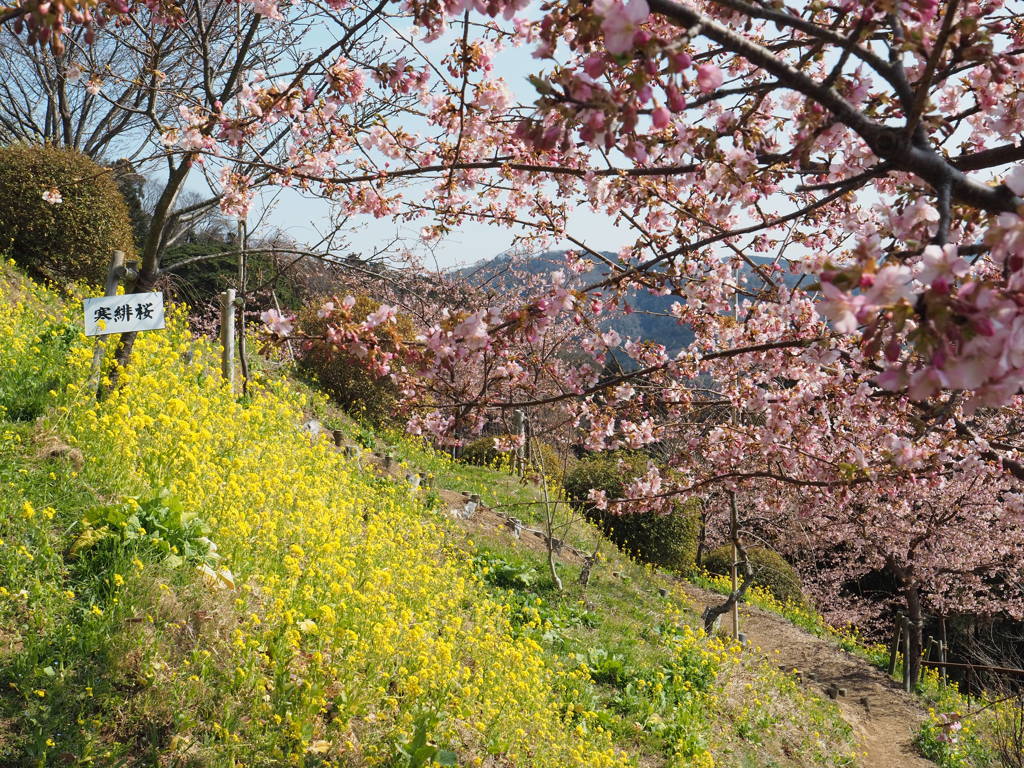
0;264;640;766
0;263;867;768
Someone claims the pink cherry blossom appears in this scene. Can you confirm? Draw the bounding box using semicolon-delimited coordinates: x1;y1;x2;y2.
695;63;723;92
261;309;294;337
594;0;649;55
363;304;397;328
250;0;283;19
651;105;670;129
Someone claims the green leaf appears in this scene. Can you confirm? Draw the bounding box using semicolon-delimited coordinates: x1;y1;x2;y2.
163;553;184;569
66;526;107;558
412;745;436;763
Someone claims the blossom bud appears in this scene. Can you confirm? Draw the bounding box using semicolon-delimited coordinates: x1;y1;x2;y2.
669;52;691;72
666;83;686;112
582;54;606;79
884;337;901;362
651;105;670;129
695;63;723;92
540;124;561;150
973;315;996;336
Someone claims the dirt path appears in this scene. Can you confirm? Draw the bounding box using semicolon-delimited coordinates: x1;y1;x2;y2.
679;582;935;768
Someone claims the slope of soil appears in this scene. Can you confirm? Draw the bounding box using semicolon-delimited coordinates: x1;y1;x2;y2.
680;583;935;768
324;427;935;768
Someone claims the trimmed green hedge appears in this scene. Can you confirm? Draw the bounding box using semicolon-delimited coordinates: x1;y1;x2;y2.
0;145;135;284
703;545;804;605
564;452;699;574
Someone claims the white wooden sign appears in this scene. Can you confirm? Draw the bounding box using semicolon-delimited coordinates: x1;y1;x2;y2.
84;292;165;337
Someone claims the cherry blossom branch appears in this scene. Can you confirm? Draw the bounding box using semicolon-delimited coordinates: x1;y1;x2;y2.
419;337;826;410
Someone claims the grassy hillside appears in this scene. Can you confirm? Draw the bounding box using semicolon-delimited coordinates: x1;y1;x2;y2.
0;262;862;767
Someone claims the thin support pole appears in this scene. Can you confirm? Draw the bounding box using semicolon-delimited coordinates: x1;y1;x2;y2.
921;638;936;684
729;491;740;641
89;250;126;396
220;288;236;386
513;409;526;476
236;218;249;395
902;614;913;692
939;616;948;684
887;613;903;677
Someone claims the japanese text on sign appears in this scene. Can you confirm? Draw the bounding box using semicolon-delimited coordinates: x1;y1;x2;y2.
83;292;166;337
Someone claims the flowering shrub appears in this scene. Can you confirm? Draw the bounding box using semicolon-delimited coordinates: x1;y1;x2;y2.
294;294;413;426
0;270;630;766
915;668;998;768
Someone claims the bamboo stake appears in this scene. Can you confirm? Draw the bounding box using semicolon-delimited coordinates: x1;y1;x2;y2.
236;219;249;395
902;614;912;692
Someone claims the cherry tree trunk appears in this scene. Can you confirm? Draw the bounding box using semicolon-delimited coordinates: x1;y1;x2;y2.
905;585;925;688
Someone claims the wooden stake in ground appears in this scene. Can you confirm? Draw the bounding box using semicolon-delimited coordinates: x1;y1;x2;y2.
513;409;526;476
220;288;236;386
730;491;740;641
887;613;903;677
701;491;754;634
236;218;250;395
939;615;948;684
901;614;913;692
89;250;126;395
529;426;562;592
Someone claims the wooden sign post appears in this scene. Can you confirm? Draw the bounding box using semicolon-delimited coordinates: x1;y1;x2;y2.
84;291;165;337
85;250;163;395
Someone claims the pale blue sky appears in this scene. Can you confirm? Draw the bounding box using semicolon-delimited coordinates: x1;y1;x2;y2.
252;184;632;269
233;17;635;270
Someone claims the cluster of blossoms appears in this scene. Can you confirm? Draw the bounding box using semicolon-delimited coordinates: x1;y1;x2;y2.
169;0;1021;431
